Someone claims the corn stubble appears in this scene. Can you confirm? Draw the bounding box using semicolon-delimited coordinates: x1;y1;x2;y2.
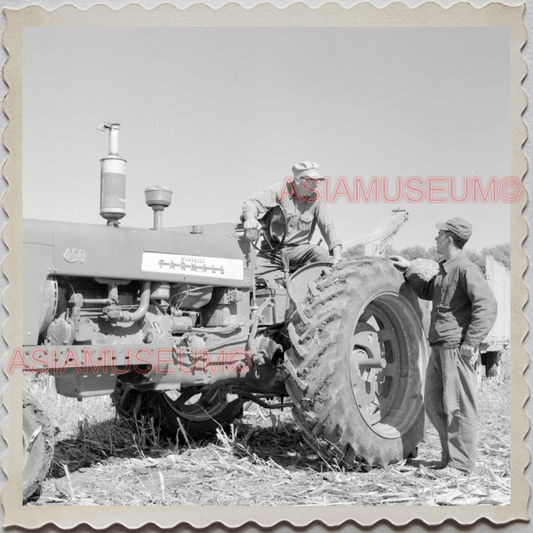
24;362;510;507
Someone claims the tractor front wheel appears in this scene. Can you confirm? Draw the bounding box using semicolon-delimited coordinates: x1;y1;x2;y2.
112;382;243;441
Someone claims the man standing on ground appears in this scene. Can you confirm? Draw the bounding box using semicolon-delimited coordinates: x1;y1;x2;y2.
242;161;342;275
390;217;497;476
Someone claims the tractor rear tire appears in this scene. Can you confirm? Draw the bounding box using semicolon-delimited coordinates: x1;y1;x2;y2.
23;391;54;503
112;382;243;441
285;259;429;467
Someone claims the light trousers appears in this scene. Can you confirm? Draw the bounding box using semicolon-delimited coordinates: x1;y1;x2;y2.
425;345;478;472
255;244;330;276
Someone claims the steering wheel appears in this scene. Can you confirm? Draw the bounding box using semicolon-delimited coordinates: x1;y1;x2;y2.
244;205;289;253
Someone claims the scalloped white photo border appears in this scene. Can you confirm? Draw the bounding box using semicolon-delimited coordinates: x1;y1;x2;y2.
1;2;528;529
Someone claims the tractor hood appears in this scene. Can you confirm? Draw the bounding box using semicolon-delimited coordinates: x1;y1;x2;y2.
23;219;252;288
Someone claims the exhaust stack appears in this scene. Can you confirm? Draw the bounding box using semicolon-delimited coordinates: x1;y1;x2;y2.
98;122;126;226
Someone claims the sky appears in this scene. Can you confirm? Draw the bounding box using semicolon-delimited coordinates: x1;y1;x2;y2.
22;26;511;252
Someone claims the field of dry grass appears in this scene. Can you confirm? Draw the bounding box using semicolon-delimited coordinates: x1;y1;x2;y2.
25;356;511;507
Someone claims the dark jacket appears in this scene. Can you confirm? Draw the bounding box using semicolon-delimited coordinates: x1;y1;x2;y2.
404;251;498;347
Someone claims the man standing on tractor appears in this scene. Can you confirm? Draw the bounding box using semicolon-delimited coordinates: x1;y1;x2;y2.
242;161;342;275
390;217;497;476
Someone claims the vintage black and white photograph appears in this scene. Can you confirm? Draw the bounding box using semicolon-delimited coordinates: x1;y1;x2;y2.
1;2;528;529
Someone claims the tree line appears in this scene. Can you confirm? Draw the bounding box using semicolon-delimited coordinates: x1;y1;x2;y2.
343;242;510;273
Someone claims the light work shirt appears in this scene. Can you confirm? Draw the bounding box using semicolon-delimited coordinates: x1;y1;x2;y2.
404;251;497;347
242;181;342;252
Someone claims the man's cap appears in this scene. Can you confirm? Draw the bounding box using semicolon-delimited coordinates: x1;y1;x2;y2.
436;217;473;241
292;161;324;181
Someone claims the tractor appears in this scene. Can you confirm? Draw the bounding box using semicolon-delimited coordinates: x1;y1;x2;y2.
20;124;429;501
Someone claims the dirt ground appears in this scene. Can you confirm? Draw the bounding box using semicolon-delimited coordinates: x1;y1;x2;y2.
25;360;511;507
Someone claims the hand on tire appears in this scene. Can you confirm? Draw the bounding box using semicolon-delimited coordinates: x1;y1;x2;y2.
389;255;411;272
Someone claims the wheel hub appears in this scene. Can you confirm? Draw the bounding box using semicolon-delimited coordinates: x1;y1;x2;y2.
351;325;388;406
349;294;420;437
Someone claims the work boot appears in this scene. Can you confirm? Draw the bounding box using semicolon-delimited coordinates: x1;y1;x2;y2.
428;460;448;470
